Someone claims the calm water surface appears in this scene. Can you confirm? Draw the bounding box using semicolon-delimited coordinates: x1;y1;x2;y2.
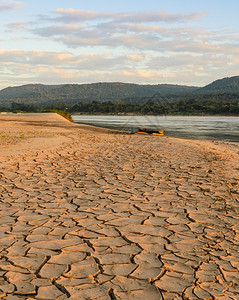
72;115;239;143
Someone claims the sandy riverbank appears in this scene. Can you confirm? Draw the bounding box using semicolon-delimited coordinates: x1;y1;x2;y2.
0;113;238;299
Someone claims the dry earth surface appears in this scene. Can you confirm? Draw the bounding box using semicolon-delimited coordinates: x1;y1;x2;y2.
0;113;238;299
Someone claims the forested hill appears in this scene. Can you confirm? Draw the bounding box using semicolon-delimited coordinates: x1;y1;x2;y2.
0;82;197;106
199;76;239;93
0;76;239;109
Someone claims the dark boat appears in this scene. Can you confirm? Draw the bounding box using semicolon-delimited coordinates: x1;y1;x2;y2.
136;128;165;135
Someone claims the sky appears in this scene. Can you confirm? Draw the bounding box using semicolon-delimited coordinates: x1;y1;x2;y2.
0;0;239;89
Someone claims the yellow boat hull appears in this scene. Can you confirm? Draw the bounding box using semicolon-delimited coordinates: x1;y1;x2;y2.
136;130;165;136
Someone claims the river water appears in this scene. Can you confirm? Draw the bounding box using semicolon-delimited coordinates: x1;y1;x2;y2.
72;115;239;143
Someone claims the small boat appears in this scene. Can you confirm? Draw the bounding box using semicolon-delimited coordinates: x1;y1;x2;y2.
136;128;165;136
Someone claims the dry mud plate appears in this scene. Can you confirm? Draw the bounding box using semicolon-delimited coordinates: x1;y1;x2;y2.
0;113;238;299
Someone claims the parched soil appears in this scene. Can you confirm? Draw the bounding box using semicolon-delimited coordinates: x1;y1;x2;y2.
0;113;238;299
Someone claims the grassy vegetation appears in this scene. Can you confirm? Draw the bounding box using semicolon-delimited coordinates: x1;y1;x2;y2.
48;109;73;122
0;130;47;145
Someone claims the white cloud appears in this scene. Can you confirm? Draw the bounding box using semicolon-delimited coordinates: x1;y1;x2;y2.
52;9;207;24
12;11;236;57
5;21;30;32
0;48;239;88
0;1;23;12
0;7;239;88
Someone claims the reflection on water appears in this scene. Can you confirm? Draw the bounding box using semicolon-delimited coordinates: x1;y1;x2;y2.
72;115;239;142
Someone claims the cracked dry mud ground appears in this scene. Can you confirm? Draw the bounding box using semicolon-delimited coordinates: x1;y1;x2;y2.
0;114;238;299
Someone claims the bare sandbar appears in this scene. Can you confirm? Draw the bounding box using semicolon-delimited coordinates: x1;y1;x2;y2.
0;113;238;299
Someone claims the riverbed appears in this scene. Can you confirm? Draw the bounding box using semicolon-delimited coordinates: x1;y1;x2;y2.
73;115;239;142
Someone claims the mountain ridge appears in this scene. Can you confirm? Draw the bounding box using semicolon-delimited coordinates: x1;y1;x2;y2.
199;76;239;93
0;76;239;107
0;82;198;106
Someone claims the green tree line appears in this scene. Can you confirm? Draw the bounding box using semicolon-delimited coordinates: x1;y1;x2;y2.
69;99;239;115
1;98;238;115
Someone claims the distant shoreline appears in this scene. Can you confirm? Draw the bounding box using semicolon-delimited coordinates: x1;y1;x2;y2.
72;113;239;117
